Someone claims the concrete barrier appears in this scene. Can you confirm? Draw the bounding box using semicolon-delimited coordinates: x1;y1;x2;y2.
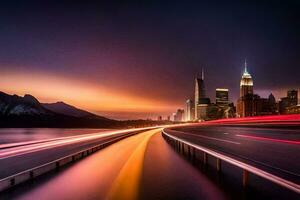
162;129;300;194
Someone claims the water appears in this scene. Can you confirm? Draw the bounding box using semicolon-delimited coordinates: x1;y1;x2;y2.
0;128;114;144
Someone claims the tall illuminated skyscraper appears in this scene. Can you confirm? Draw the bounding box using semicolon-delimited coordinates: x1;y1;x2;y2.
237;60;254;117
240;60;253;97
194;68;206;119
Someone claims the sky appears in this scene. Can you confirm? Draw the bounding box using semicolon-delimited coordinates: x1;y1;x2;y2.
0;0;299;119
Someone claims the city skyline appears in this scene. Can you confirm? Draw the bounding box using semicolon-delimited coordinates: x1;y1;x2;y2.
2;59;298;119
179;59;298;122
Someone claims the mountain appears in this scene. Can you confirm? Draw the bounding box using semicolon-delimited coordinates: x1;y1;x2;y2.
42;102;101;118
0;92;52;116
0;92;116;128
0;91;173;128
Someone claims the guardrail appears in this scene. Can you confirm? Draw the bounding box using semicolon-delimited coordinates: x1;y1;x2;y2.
0;129;147;192
162;129;300;194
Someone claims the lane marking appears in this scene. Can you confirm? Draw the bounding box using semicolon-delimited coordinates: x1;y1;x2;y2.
236;134;300;145
107;129;159;200
175;131;240;145
169;130;300;177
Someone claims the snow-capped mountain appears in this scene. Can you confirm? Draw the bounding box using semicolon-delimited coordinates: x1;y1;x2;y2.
0;92;52;116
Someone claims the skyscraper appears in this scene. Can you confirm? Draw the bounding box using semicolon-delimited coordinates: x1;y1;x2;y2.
237;60;254;117
174;109;184;122
240;60;253;97
185;99;194;121
216;88;229;106
194;68;206;119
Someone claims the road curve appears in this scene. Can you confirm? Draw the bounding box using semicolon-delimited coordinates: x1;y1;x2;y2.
0;127;155;179
1;128;228;200
1;126;299;199
164;124;300;185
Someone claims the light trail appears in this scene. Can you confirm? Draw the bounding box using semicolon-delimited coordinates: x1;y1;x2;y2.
236;134;300;145
0;124;188;160
0;130;114;149
0;126;166;160
107;129;158;200
201;114;300;125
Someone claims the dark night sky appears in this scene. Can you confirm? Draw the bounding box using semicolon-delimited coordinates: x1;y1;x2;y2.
0;0;299;119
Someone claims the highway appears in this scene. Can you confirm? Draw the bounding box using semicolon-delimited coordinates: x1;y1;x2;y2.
1;128;229;200
0;124;299;199
165;124;300;184
0;128;154;179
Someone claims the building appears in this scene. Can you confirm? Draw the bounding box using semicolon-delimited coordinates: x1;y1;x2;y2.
185;99;195;121
157;116;162;121
237;92;278;117
224;103;236;118
216;88;229;106
279;97;290;114
167;116;171;121
194;68;211;120
255;93;278;115
195;98;211;120
174;109;184;122
237;94;254;117
239;60;253;97
287;90;298;106
279;89;299;114
194;68;206;119
286;105;300;114
237;60;254;117
206;104;223;120
196;104;209;121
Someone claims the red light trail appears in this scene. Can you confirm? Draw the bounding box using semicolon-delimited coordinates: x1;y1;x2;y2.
236;134;300;145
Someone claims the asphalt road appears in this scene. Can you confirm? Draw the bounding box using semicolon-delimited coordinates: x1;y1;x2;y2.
2;128;230;200
0;128;152;179
165;124;300;184
0;124;300;200
0;125;299;199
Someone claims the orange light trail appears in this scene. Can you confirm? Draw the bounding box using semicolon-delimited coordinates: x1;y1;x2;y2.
107;129;159;200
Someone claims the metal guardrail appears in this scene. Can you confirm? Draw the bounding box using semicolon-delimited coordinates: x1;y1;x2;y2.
0;129;147;192
162;129;300;194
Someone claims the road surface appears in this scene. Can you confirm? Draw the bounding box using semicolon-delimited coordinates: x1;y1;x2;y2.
0;125;299;199
165;124;300;184
0;128;151;179
1;128;229;200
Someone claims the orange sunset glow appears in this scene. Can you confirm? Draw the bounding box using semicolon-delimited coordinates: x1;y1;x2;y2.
0;70;178;118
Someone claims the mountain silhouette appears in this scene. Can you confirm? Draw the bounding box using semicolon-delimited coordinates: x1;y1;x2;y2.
0;92;116;128
42;101;105;119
